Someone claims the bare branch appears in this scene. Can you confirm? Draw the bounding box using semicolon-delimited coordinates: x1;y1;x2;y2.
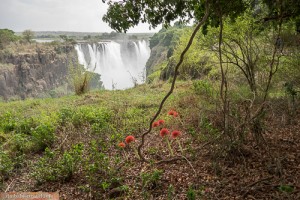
137;0;210;163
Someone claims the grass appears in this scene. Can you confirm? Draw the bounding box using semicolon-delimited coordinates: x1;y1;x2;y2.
0;81;194;197
0;81;299;199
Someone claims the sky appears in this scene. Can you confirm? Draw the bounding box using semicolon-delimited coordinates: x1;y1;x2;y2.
0;0;161;33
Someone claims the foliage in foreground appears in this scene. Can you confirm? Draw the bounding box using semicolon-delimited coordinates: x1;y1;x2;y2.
0;79;299;198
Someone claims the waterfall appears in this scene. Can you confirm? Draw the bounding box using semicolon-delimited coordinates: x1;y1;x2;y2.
75;40;150;90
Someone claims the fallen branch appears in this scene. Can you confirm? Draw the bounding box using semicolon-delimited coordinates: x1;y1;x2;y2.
155;155;196;174
242;176;274;198
5;179;15;192
155;156;185;165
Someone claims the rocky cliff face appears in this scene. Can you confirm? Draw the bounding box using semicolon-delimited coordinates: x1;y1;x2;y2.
0;46;73;100
145;26;184;82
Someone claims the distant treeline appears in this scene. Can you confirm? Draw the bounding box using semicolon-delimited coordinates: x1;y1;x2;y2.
22;31;154;41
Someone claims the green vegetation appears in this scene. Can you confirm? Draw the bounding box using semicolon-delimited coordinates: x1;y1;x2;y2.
68;61;94;95
0;83;191;198
31;31;153;42
0;0;299;199
32;144;83;184
0;29;19;49
22;29;34;43
146;24;186;77
99;0;300;198
0;77;296;198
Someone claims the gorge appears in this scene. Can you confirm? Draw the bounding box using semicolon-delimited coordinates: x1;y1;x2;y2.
0;38;152;100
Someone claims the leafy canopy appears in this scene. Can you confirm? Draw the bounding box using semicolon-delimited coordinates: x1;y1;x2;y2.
0;29;19;49
102;0;248;32
22;29;34;43
103;0;300;33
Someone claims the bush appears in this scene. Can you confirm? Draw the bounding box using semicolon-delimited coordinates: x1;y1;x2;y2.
0;151;14;181
69;61;92;95
193;79;217;99
7;133;33;154
0;112;17;133
31;143;84;184
0;29;19;49
57;143;84;181
58;106;112;128
31;123;56;151
141;169;163;190
57;107;75;125
187;186;196;200
84;140;121;196
16;117;38;135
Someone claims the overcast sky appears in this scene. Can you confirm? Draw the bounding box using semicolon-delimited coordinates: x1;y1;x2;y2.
0;0;160;33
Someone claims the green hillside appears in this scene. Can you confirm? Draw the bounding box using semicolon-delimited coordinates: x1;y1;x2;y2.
1;1;300;198
0;80;299;199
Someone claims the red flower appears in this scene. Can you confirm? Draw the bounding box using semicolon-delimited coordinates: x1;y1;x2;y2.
152;121;160;127
171;130;181;138
168;110;179;117
125;135;135;144
168;110;175;115
160;128;169;137
158;119;165;125
118;142;126;148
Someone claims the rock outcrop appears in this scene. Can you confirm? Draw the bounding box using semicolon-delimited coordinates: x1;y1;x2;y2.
0;46;73;100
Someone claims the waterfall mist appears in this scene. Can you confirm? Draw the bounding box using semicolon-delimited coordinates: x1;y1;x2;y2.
75;40;150;90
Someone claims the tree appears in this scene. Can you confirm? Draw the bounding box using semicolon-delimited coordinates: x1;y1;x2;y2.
102;0;300;161
102;0;252;162
59;35;76;45
22;29;34;43
0;29;19;49
102;0;248;33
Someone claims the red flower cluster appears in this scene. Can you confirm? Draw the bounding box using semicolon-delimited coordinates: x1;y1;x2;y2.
118;135;135;148
168;110;179;117
118;142;126;148
158;119;165;125
160;128;169;137
152;119;165;128
125;135;135;144
152;121;159;127
171;130;181;139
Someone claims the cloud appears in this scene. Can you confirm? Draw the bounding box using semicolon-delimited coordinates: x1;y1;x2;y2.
0;0;160;33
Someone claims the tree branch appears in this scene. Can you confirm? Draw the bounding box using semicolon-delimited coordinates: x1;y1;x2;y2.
137;0;210;163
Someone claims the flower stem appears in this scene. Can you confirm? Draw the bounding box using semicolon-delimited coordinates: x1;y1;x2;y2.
165;137;174;156
133;147;139;159
122;149;129;160
176;139;184;154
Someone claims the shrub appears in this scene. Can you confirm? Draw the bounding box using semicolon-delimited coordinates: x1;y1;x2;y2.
57;107;75;125
31;143;84;184
141;169;163;190
187;186;196;200
0;151;14;181
16;117;38;135
84;140;121;195
31;123;56;151
8;133;33;154
57;143;84;181
0;112;17;133
0;29;19;49
75;107;111;127
58;106;112;128
31;148;58;183
69;61;93;95
193;79;215;97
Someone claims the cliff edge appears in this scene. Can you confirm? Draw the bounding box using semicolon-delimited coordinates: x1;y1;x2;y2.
0;43;73;100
